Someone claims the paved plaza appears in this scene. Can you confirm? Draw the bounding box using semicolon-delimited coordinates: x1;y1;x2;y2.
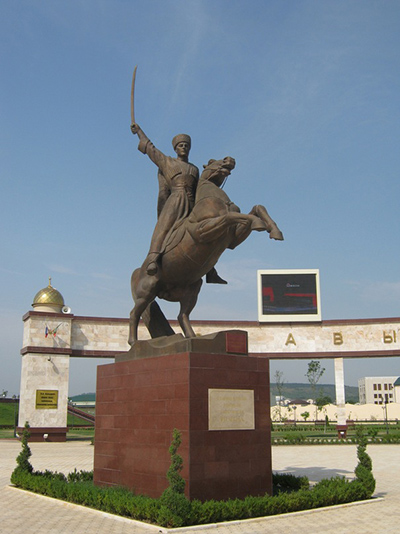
1;440;399;533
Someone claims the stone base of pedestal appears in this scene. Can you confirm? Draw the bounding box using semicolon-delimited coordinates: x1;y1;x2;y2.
336;424;348;438
17;426;68;442
94;333;271;501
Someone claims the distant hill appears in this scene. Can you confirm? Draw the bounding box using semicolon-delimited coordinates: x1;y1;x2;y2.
270;383;359;404
71;385;359;405
70;392;96;402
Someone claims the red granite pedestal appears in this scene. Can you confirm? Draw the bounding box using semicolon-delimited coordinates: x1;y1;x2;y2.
93;332;272;501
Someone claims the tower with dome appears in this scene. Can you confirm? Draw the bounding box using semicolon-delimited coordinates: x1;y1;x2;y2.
18;279;72;441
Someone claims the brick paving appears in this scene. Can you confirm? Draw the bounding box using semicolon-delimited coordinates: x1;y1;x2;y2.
1;440;399;533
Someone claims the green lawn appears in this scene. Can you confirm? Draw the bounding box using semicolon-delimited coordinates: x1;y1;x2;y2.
0;403;18;426
272;422;400;444
0;426;94;441
0;402;94;441
0;428;17;439
66;427;94;441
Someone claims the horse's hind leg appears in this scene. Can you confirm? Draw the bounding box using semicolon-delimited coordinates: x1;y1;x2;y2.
129;302;147;346
128;269;157;345
177;279;203;338
249;205;284;240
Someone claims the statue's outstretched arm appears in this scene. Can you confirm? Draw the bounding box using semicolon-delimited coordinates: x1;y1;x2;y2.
131;123;168;172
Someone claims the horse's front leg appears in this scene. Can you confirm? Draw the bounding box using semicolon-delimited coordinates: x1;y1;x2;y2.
249;205;284;240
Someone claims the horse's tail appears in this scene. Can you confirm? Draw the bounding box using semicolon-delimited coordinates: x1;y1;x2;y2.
142;301;175;338
131;268;175;339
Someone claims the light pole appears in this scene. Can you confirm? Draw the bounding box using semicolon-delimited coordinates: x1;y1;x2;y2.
12;395;19;437
383;401;389;435
68;399;75;429
293;405;297;427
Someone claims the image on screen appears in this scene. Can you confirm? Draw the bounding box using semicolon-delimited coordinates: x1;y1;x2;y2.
258;270;321;322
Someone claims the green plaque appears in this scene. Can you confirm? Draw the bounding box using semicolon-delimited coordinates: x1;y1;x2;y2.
36;390;59;409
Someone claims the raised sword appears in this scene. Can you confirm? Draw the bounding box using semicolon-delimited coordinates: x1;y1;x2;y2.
130;65;137;125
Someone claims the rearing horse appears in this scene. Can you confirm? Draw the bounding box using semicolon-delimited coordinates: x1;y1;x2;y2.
128;157;283;344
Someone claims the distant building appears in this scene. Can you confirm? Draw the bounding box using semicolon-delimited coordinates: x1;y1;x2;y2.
358;376;399;405
394;378;400;404
287;399;310;406
275;396;289;406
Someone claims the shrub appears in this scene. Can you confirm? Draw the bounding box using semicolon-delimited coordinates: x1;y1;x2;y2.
10;424;375;527
165;428;185;494
66;468;94;483
157;428;191;527
354;426;375;497
282;432;306;444
11;468;373;527
14;422;33;474
367;427;378;439
159;488;190;527
273;472;309;493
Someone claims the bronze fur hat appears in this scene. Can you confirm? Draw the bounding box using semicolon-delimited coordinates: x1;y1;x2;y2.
172;134;191;150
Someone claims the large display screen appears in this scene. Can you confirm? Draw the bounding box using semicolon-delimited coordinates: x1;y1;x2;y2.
257;269;321;322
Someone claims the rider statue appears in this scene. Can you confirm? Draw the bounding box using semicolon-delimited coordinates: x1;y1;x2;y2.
131;123;226;284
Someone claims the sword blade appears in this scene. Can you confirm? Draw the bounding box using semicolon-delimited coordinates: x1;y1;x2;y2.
130;65;137;124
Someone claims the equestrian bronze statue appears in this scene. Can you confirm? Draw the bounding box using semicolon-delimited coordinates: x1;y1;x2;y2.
128;143;283;344
128;67;283;344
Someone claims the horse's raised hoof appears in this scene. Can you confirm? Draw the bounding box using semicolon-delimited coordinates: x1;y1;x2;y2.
269;227;284;241
146;261;158;275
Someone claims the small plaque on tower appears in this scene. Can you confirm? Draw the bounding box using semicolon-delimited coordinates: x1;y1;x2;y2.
35;389;59;409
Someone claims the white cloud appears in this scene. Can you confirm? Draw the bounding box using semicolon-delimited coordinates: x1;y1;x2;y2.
90;272;115;280
348;280;400;304
166;3;209;115
45;264;79;276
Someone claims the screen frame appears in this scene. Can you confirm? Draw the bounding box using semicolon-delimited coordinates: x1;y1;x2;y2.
257;269;322;323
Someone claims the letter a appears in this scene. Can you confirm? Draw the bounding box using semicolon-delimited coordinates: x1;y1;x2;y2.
285;333;296;346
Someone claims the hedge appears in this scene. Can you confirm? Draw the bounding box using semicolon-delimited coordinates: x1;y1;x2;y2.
10;468;373;528
10;424;376;528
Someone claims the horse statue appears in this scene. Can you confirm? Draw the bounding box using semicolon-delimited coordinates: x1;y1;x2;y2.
128;157;283;345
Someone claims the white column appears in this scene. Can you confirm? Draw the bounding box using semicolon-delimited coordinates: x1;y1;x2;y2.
18;353;70;429
334;358;346;427
18;312;71;439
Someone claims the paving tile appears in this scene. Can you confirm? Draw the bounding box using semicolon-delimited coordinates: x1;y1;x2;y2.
1;440;399;533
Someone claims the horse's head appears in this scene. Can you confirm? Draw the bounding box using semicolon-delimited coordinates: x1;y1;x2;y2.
200;157;236;187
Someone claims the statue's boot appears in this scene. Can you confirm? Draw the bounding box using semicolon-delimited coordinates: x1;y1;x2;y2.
206;267;228;285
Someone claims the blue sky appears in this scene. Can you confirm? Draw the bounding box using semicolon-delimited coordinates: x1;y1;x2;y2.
1;1;399;395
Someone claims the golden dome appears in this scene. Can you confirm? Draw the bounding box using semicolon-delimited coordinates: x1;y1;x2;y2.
32;278;65;308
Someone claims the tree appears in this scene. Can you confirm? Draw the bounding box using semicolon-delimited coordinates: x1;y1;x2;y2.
355;426;376;496
12;422;33;475
305;360;325;420
274;370;286;421
160;428;190;527
166;428;185;494
301;411;310;422
316;394;332;410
